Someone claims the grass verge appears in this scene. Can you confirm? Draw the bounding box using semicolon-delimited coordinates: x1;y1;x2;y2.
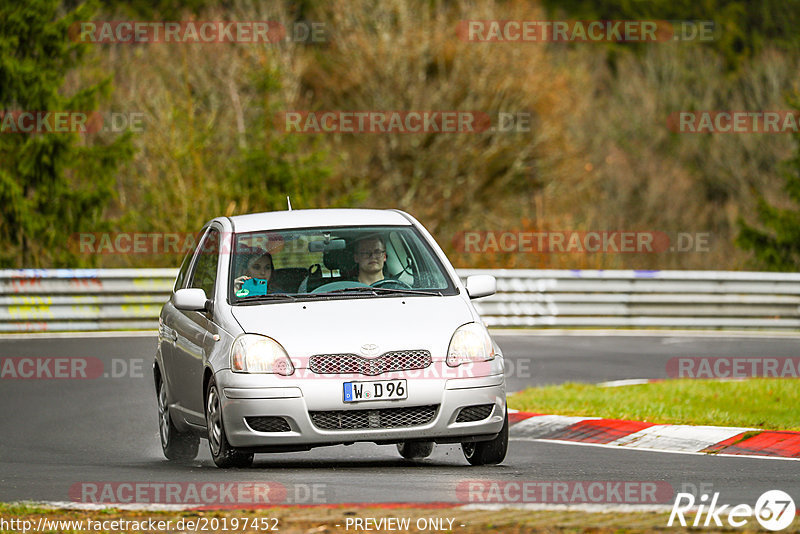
507;379;800;431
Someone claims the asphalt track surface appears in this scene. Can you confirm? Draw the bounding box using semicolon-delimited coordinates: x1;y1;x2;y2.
0;333;798;508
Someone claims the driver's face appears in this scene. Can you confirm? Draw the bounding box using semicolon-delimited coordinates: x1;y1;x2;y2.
354;238;386;274
247;256;273;280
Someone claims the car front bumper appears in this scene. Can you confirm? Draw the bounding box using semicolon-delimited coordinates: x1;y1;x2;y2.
215;366;506;450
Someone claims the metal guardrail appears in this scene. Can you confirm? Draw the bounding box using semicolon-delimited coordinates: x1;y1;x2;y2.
1;269;799;332
459;269;800;329
0;269;175;332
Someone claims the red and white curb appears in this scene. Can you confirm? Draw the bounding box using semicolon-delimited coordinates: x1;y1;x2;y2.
508;411;800;460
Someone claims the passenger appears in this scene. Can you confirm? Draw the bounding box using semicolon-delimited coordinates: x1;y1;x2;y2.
234;251;274;293
353;236;386;285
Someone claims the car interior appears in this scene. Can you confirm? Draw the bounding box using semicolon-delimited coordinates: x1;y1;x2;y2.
232;228;432;298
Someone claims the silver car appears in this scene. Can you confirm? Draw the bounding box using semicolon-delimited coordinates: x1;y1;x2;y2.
154;209;507;468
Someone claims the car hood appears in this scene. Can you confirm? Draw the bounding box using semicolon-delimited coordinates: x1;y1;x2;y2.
230;295;475;366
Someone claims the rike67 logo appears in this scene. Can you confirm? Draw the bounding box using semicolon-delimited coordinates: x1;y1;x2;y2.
668;490;795;531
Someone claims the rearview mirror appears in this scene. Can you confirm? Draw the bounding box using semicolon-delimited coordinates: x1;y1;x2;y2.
308;239;346;252
174;288;209;311
465;275;496;299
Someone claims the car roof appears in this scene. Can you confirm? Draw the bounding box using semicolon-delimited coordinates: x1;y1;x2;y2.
227;208;413;233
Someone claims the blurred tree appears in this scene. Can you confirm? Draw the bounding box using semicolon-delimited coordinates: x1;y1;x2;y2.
737;95;800;271
90;0;214;19
225;65;337;213
85;0;316;21
0;0;133;267
539;0;800;69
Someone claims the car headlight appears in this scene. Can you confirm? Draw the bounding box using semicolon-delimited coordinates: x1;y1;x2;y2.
231;334;294;375
446;322;495;367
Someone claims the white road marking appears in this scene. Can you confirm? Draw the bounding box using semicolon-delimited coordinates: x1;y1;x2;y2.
609;425;756;452
490;329;800;338
511;414;600;439
511;437;800;461
597;379;654;387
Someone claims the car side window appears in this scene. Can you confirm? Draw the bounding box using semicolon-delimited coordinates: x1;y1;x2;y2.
173;230;207;290
174;250;194;291
188;228;220;298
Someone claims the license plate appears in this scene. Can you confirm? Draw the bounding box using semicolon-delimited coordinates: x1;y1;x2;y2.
343;379;407;402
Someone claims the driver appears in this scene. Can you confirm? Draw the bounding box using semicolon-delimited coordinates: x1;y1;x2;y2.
353;236;386;285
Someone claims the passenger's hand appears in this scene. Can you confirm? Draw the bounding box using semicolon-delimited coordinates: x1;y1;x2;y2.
234;276;251;291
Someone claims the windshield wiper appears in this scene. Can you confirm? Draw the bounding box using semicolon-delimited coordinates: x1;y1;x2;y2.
371;287;443;296
315;287;443;297
236;293;300;304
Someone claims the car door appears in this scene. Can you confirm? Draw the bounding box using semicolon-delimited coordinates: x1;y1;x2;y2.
171;227;221;425
159;243;197;399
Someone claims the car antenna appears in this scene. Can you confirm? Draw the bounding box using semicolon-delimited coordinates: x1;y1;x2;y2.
286;196;292;211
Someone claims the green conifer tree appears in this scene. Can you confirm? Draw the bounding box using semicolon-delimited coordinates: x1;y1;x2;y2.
0;0;133;267
737;95;800;270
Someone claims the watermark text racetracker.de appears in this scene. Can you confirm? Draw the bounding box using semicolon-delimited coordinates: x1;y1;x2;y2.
278;356;531;381
453;230;711;253
456;480;673;504
0;517;278;533
275;111;532;134
72;231;284;256
458;20;715;43
70;20;327;44
0;357;145;379
73;232;201;255
70;481;327;506
668;111;800;134
667;357;800;379
0;111;145;134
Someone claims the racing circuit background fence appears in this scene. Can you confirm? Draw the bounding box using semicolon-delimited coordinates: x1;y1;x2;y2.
2;269;800;332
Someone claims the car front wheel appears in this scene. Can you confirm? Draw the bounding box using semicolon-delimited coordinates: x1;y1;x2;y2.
461;408;508;466
396;441;434;460
157;379;199;461
205;377;254;468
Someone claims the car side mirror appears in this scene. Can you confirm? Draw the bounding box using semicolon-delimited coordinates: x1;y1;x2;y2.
465;275;496;299
174;288;209;311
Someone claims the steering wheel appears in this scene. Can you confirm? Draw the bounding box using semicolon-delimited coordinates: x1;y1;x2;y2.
311;280;369;293
371;278;412;289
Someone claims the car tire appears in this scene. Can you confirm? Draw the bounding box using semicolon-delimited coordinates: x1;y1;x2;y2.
396;441;434;460
157;379;199;461
205;377;254;468
461;408;508;466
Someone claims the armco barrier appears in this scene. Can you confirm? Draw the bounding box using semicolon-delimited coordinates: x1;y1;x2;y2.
0;269;175;332
1;269;799;332
460;269;800;329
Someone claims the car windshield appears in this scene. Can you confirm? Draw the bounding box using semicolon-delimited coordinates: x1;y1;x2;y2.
230;225;457;302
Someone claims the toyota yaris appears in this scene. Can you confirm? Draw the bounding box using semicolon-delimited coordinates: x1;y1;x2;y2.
154;209;507;468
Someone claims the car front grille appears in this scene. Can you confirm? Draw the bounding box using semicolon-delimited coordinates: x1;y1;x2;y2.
245;416;292;432
455;404;495;423
308;350;432;376
309;405;438;430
